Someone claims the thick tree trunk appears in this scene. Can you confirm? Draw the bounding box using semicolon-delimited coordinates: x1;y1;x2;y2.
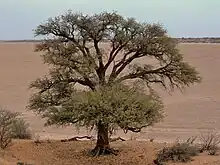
96;121;110;148
90;121;117;156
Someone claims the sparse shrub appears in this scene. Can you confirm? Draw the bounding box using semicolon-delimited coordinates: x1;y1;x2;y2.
11;118;32;139
0;108;19;149
0;107;31;149
199;131;220;155
154;142;199;165
186;136;197;145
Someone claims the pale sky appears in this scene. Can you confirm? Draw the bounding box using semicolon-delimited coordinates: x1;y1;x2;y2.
0;0;219;40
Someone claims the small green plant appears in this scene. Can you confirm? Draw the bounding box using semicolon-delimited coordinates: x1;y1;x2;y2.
154;142;199;165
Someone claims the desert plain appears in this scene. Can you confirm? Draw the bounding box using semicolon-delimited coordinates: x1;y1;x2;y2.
0;42;220;164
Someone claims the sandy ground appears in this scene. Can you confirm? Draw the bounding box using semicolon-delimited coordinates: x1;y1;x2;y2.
0;42;220;143
1;140;220;165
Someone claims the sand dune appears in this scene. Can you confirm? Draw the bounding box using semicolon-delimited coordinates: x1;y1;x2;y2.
0;42;220;142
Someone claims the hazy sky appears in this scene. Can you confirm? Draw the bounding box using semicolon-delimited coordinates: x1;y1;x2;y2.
0;0;219;40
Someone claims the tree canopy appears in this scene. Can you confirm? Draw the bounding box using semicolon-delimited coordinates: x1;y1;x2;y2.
28;10;201;155
39;84;164;134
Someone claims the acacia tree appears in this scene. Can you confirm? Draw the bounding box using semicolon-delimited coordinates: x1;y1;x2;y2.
28;11;201;155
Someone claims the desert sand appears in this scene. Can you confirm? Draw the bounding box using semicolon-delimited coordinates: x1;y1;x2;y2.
1;140;220;165
0;42;220;143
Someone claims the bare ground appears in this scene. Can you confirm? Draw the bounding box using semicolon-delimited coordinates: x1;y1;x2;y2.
0;140;219;165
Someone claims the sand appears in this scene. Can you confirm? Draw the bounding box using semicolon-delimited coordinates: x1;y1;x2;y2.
1;140;220;165
0;42;220;143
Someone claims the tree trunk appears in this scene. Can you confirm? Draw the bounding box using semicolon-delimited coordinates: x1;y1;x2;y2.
90;121;117;156
96;121;110;149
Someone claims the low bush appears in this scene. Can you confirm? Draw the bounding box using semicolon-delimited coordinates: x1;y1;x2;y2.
11;118;32;139
154;142;199;165
0;107;31;149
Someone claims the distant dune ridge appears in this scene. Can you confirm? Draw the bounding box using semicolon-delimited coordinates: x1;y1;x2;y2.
176;37;220;43
1;37;220;43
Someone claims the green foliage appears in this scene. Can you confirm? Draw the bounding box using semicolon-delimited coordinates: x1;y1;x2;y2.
28;11;201;136
40;84;163;133
154;142;199;164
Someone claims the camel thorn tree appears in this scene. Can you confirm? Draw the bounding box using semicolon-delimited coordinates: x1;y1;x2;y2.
27;10;201;156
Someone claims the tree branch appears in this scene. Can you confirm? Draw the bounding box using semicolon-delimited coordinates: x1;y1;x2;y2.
123;125;148;133
115;62;171;83
94;39;105;83
108;51;140;83
41;20;99;70
32;77;95;94
104;41;131;71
